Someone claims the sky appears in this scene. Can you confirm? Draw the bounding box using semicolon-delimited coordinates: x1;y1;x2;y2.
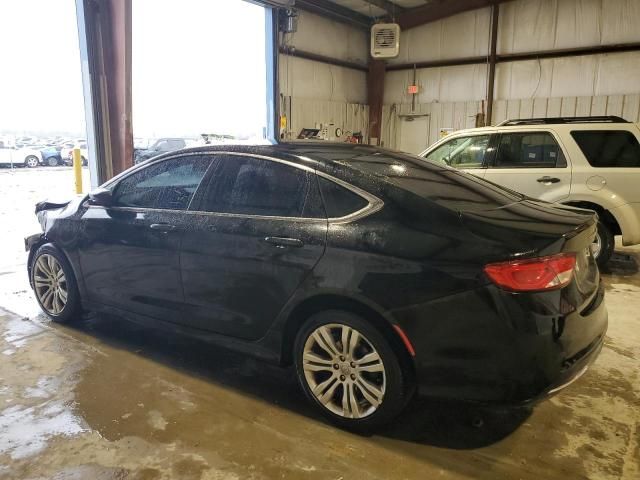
0;0;267;139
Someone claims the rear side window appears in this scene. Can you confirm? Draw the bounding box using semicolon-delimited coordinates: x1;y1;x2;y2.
571;130;640;167
494;132;566;168
318;177;368;218
198;156;323;218
113;155;211;210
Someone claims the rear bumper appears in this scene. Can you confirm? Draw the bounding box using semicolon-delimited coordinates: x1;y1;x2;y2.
394;281;607;405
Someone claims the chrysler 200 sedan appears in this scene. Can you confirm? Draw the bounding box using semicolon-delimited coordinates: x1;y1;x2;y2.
25;143;607;431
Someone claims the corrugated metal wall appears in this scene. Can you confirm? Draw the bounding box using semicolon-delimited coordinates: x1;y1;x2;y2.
383;0;640;153
278;11;369;140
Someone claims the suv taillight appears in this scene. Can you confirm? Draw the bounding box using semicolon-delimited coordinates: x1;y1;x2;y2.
484;253;576;292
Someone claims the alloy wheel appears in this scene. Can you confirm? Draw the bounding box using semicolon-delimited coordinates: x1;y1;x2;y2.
26;156;39;168
591;232;602;259
33;254;68;315
302;323;386;419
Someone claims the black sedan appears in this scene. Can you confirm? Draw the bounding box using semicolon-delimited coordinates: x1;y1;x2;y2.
25;143;607;431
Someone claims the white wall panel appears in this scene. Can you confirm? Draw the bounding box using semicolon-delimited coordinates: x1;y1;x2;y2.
489;94;640;124
279;55;367;104
494;51;640;100
277;10;369;141
499;0;640;53
384;64;488;104
286;10;368;64
388;9;491;65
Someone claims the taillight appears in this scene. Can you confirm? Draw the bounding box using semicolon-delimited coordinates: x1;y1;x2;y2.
484;253;576;292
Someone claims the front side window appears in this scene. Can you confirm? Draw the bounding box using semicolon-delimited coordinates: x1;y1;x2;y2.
494;131;566;168
198;156;323;218
571;130;640;167
113;155;211;210
423;135;490;169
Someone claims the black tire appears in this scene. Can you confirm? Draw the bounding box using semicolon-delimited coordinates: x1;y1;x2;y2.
293;310;412;432
594;221;614;268
25;155;39;168
30;243;81;323
82;157;88;166
47;156;59;167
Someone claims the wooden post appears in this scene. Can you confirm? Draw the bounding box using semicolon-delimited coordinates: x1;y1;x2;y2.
367;60;385;145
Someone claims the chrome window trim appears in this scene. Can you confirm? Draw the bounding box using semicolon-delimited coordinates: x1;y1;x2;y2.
100;151;384;224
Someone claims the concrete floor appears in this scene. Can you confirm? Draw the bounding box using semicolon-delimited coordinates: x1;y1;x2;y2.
0;166;638;480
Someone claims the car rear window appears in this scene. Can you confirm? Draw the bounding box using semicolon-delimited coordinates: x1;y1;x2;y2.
571;130;640;167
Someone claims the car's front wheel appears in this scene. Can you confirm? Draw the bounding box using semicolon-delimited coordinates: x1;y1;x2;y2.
31;244;81;322
25;155;39;168
294;310;412;432
47;156;59;167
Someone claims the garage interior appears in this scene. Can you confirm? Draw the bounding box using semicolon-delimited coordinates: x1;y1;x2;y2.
1;0;639;479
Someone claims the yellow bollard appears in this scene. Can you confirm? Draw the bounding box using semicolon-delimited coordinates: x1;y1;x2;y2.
72;148;83;194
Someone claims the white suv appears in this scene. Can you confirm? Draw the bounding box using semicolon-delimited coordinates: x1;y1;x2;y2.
420;116;640;266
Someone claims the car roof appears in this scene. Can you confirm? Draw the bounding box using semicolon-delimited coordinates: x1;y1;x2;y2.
128;142;444;178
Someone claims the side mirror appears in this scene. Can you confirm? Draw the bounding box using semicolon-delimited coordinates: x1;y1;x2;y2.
88;188;113;207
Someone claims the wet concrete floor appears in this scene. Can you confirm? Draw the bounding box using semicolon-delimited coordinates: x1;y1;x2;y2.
0;167;639;479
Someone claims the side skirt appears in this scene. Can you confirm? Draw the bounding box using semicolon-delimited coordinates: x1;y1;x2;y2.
80;300;282;364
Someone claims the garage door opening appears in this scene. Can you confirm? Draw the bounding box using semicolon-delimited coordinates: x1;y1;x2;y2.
132;0;269;163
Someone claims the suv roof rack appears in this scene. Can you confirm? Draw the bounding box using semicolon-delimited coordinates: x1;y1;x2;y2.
497;116;630;126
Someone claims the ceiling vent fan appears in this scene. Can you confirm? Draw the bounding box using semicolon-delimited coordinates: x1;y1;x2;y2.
371;23;400;59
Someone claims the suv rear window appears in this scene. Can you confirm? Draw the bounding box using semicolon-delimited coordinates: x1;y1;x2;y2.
571;130;640;167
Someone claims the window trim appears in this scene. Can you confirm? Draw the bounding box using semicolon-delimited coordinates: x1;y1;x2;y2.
99;151;383;225
489;130;569;169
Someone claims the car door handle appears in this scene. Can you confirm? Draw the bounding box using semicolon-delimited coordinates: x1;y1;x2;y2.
537;176;561;184
264;236;304;248
150;223;177;232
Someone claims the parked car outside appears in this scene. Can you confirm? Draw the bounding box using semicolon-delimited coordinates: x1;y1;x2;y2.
39;145;63;166
133;137;187;164
0;140;43;167
62;142;88;166
25;143;606;431
420;116;640;266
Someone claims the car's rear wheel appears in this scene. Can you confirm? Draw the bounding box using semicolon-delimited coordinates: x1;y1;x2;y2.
294;310;411;432
47;156;59;166
82;156;88;166
31;244;81;322
593;221;614;268
25;155;39;168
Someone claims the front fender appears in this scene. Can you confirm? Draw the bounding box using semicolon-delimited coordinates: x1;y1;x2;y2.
24;233;46;286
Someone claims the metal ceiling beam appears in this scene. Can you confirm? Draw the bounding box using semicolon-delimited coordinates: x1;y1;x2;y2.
295;0;371;30
398;0;512;30
364;0;406;16
386;42;640;71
